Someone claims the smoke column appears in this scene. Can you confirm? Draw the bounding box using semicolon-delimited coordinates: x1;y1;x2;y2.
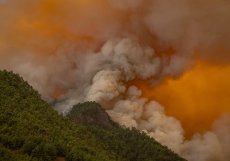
0;0;230;161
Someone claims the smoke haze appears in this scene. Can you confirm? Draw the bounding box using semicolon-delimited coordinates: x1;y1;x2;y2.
0;1;230;161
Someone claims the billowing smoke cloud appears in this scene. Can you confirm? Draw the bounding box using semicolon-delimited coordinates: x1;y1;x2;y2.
145;0;230;63
55;39;230;161
0;1;230;161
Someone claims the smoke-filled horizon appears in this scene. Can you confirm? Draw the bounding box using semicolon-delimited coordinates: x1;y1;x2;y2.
1;0;230;161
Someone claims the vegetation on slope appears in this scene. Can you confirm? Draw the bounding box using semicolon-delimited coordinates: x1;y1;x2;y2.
67;102;115;128
0;70;186;161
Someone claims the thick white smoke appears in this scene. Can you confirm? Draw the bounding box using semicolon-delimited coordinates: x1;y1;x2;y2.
0;1;230;161
53;38;230;161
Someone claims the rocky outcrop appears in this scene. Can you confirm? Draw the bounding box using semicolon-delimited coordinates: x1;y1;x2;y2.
67;102;114;128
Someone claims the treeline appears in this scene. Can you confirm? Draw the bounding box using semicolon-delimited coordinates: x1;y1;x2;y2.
0;70;186;161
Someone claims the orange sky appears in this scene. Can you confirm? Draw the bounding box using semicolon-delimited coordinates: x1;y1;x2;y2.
131;62;230;137
1;0;230;138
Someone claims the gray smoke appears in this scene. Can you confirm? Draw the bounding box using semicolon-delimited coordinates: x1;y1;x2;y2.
0;1;230;161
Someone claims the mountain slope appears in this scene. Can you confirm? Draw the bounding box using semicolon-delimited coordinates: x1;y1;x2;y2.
0;70;186;161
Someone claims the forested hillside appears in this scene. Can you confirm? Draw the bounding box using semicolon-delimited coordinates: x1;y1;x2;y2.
0;70;186;161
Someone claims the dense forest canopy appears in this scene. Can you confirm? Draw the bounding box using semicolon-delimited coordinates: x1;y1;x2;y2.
0;70;186;161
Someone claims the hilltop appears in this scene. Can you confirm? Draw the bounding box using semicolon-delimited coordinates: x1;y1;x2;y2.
0;70;186;161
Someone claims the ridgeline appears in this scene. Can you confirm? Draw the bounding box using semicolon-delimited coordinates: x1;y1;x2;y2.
0;70;186;161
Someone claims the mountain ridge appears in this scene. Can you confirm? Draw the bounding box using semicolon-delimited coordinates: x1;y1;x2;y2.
0;70;186;161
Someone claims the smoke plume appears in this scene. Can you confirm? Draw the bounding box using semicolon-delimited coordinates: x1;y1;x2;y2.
0;1;230;161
